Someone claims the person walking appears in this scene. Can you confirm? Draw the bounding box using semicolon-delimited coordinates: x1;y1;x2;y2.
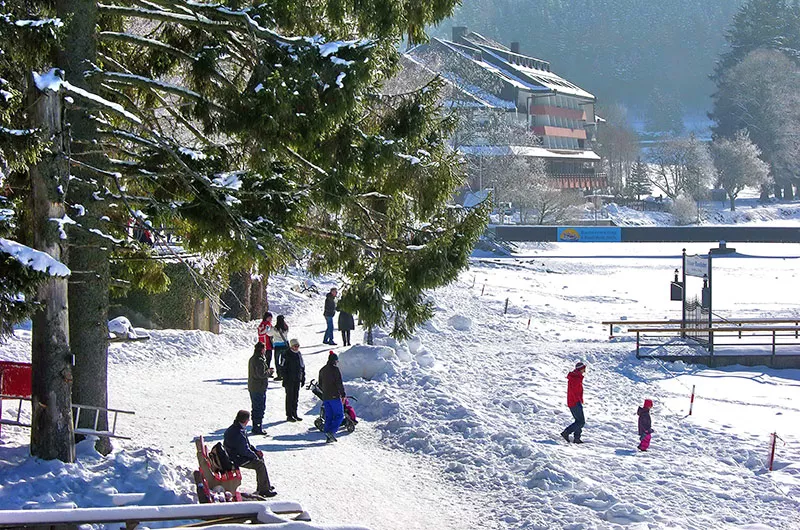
337;305;354;347
323;287;338;345
318;352;346;443
637;399;654;451
268;315;290;381
223;410;276;497
282;338;305;422
247;342;270;436
561;361;586;444
256;312;274;373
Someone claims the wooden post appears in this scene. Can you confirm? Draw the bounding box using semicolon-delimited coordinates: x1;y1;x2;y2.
768;432;777;471
480;280;486;296
503;298;509;314
27;71;76;462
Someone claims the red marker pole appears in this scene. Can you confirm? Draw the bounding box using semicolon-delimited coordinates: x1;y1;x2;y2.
769;432;777;471
688;385;695;416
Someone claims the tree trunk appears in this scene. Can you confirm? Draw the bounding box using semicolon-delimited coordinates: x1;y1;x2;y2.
222;270;252;320
59;0;112;455
251;277;267;320
729;193;736;211
27;73;75;463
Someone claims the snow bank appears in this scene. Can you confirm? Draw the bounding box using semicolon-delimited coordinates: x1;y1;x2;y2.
338;345;399;381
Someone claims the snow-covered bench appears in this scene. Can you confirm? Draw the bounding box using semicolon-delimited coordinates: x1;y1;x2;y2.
0;501;311;529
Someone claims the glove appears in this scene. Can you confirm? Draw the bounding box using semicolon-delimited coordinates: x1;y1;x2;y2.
256;450;263;459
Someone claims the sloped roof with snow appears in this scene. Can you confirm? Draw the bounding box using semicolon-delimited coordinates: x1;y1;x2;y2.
409;33;595;102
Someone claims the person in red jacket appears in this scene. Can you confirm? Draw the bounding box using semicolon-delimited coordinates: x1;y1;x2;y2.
257;312;274;374
561;361;586;443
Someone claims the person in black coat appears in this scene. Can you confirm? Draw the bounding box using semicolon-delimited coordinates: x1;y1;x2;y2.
337;305;355;346
223;410;276;497
282;338;306;422
318;352;346;443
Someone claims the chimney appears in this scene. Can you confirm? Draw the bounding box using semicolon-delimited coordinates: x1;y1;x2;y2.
452;26;468;43
510;41;520;54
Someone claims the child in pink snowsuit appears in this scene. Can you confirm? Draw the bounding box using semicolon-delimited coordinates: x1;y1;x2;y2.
637;399;654;451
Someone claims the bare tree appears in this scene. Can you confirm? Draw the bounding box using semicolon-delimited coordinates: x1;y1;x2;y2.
596;104;640;195
648;135;715;200
711;130;770;210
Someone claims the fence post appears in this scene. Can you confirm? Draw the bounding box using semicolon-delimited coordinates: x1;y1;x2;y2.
688;385;695;416
527;318;531;330
480;280;486;296
636;331;640;358
769;432;777;471
503;298;509;314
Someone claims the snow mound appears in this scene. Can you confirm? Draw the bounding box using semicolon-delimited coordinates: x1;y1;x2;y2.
447;314;472;331
369;329;413;362
406;336;422;354
414;348;436;368
108;316;138;339
339;345;399;381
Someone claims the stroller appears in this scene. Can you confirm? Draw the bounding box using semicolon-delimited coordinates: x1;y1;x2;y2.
306;379;358;433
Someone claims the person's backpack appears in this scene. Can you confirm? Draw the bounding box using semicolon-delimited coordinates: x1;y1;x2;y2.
209;442;234;473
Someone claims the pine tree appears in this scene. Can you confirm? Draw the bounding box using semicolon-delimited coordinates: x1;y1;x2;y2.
627;158;651;200
3;0;486;462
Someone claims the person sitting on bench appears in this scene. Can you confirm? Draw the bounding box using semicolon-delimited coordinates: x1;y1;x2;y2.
223;410;277;497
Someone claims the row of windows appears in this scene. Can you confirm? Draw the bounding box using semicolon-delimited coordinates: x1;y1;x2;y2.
536;95;582;110
534;114;582;129
542;136;581;150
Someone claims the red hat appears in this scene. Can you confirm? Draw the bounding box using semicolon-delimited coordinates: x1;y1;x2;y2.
643;399;653;408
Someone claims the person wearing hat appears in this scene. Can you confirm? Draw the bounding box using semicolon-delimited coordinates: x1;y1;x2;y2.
637;399;654;451
318;352;346;443
282;338;305;422
561;361;587;443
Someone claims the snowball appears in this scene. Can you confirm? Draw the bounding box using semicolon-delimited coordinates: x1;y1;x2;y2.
415;348;435;368
448;314;472;331
339;345;399;381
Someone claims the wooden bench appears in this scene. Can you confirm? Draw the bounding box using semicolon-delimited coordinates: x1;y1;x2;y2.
602;318;800;338
194;435;243;502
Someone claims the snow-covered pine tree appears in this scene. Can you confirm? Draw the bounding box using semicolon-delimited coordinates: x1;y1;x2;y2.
627;158;650;200
88;0;488;339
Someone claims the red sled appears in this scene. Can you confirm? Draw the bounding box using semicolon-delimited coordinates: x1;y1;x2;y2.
638;433;652;451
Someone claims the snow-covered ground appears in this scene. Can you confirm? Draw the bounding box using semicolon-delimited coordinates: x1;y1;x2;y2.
2;201;800;529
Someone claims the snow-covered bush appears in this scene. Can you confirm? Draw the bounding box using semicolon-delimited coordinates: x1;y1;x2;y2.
670;195;698;225
339;345;399;380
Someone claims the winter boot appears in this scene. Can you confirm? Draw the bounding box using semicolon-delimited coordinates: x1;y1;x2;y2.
560;430;571;443
325;432;336;444
251;425;265;435
573;438;584;444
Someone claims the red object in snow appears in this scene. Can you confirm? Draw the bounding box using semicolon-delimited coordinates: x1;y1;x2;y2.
0;361;32;398
0;361;32;436
689;384;695;416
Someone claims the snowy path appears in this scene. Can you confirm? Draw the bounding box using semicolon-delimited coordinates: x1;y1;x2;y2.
105;300;483;530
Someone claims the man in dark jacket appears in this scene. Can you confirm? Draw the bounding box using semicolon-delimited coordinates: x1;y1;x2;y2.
248;342;270;435
282;338;305;422
223;410;276;497
318;352;346;443
561;361;586;443
323;287;337;345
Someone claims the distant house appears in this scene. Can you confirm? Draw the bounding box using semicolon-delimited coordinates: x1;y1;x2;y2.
405;27;605;191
